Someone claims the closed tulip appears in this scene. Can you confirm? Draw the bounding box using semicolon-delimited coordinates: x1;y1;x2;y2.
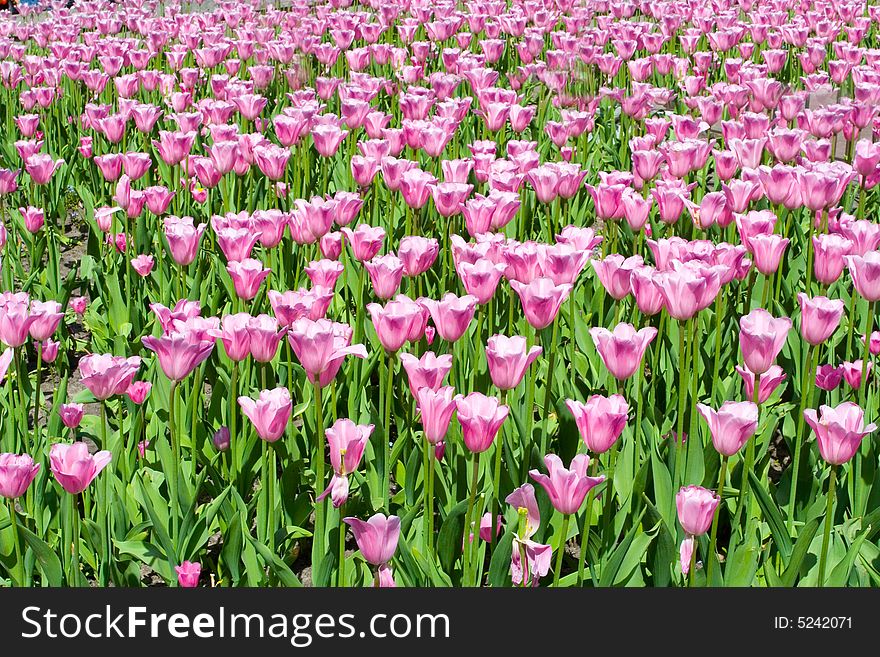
456;392;509;453
797;294;844;345
589;323;658;380
0;453;40;499
739;308;792;375
566;395;629;453
238;388;293;442
676;485;719;536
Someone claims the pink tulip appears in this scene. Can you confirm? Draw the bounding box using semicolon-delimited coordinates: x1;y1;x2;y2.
238;388;292;442
305;260;345;290
367;296;425;352
676;485;719;536
815;364;844;391
804;402;877;465
341;224;385;262
126;381;152;405
417;386;459;445
457;258;507;305
812;234;852;285
20;206;45;233
131;255;155;277
28;300;63;341
398;351;453;397
456;392;509;453
164;216;206;267
25;153;63;185
735;365;786;403
142;327;216;382
247;315;285;363
797;294;844;345
696;401;759;457
746;234;789;275
739;308;792;375
219;313;252;362
364;254;405;300
630;266;665;316
287;318;367;388
49;442;111;495
344;513;400;566
863;331;880;357
510;277;573;330
842;360;872;390
78;353;142;401
0;292;36;348
566;395;629;453
318;419;373;508
398;236;439;277
529;453;605;515
59;403;85;429
485;334;542;390
592;254;643;300
589;323;658;380
175;561;201;588
845;252;880;302
0;453;40;499
227;258;271;301
420;293;477;342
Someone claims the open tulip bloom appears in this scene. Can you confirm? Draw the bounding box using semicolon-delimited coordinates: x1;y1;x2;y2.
0;0;878;593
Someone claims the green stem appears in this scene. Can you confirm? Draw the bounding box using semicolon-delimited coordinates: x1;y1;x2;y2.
169;382;180;553
553;513;570;587
817;465;838;587
576;457;600;586
859;302;876;408
706;456;728;585
788;343;816;532
540;318;558;458
230;363;239;489
383;352;395;512
688;537;698;587
338;504;346;587
490;389;508;550
313;382;326;581
8;498;25;587
674;319;690;487
463;453;480;586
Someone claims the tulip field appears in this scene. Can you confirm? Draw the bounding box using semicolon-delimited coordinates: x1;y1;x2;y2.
1;0;880;590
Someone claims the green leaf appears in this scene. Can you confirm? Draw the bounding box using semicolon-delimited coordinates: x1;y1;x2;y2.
115;540;174;583
437;499;468;575
19;525;63;586
748;470;792;562
782;518;820;587
487;531;513;588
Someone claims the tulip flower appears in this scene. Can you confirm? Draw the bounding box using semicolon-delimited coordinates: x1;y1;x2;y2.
485;334;542;390
50;442;111;495
566;395;628;454
420;293;477;342
238;388;293;442
344;513;400;587
175;561;201;588
797;294;844;345
506;484;552;587
739;308;791;376
0;453;40;499
735;365;786;404
510;277;572;329
78;354;142;401
318;419;373;508
805;402;877;585
398;351;453;397
589;323;658;380
287;318;367;389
